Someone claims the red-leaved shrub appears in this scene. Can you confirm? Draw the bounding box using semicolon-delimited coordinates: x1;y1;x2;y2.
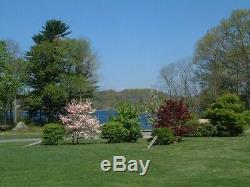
154;99;194;137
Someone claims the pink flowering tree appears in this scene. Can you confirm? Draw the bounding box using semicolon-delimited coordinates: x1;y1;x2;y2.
59;99;100;144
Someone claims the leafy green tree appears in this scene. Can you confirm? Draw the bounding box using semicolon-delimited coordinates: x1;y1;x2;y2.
0;41;9;68
194;9;250;108
59;39;99;86
0;40;24;124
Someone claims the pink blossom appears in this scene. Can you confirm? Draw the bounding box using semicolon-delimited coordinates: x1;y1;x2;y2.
59;99;100;138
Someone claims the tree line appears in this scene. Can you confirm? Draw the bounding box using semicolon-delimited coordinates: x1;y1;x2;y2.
93;89;167;109
0;9;249;125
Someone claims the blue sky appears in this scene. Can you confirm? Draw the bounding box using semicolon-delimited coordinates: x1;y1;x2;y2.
1;0;249;90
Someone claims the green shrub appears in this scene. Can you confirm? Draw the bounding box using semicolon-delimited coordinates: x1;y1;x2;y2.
152;128;174;145
207;93;248;136
42;123;65;145
101;122;129;143
242;111;250;126
189;122;217;137
112;102;141;141
208;109;244;136
122;118;142;141
186;114;217;137
186;113;199;127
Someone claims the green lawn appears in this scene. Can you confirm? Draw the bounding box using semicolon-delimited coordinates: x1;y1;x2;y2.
1;133;250;187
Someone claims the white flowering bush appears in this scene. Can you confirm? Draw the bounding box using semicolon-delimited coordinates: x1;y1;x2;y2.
60;99;100;143
144;91;163;124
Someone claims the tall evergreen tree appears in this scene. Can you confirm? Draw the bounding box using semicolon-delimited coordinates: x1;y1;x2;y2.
32;19;71;43
25;20;98;122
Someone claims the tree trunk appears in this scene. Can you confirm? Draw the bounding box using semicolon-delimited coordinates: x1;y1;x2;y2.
72;133;75;144
76;132;79;144
9;102;13;124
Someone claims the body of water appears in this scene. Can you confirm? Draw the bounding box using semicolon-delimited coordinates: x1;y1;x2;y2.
19;110;152;130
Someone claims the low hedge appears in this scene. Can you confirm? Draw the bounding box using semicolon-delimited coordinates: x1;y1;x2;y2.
42;123;65;145
152;127;174;145
101;121;129;143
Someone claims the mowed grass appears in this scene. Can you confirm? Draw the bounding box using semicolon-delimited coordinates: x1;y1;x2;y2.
1;134;250;187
